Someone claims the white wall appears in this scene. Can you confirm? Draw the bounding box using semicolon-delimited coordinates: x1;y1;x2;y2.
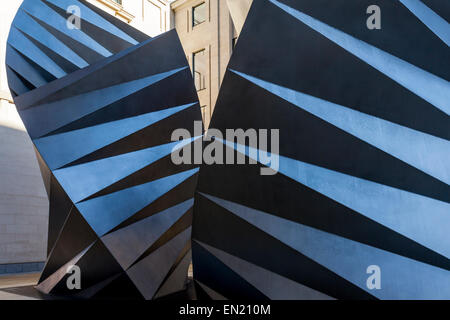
129;0;172;37
0;101;49;266
0;0;49;267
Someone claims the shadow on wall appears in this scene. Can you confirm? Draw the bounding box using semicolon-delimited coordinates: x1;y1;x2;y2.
0;124;48;271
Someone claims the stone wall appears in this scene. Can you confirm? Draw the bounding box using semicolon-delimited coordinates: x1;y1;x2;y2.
0;0;49;273
172;0;236;128
0;101;49;270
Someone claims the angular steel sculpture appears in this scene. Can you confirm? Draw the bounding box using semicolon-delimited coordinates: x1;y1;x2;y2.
193;0;450;299
6;0;202;299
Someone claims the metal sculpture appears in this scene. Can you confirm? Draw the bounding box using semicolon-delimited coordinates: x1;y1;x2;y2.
6;0;201;299
193;0;450;300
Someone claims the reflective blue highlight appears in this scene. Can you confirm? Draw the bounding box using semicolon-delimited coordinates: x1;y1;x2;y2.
34;102;196;170
8;27;66;78
22;67;189;138
219;139;450;260
13;9;88;68
269;0;450;115
230;69;450;185
54;137;201;203
77;168;199;237
19;0;112;57
196;239;334;300
46;0;139;45
400;0;450;46
6;44;48;88
201;192;450;300
102;199;194;269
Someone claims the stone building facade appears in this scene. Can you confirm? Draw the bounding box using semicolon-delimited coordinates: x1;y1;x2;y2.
171;0;239;128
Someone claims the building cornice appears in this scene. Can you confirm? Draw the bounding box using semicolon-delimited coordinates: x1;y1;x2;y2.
95;0;135;22
156;0;170;5
170;0;195;11
0;90;13;104
115;8;135;22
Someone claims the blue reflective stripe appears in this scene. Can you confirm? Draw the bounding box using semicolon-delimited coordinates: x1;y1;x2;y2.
400;0;450;46
77;168;199;237
6;45;48;88
46;0;139;45
54;137;201;203
8;27;66;78
102;199;194;269
195;240;334;300
230;69;450;185
34;101;196;170
218;138;450;260
20;0;112;57
13;9;88;68
201;192;450;300
22;67;189;138
269;0;450;115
